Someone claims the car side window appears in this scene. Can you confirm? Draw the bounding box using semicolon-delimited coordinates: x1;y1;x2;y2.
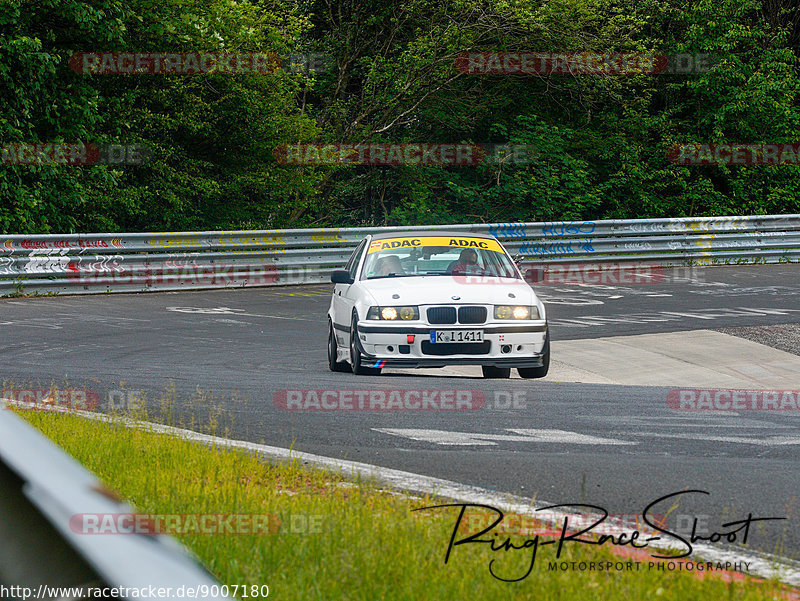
346;239;367;280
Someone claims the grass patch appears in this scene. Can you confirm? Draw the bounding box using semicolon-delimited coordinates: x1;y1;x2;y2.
16;409;795;601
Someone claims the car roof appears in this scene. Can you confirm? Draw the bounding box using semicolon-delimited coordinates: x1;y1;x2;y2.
369;231;497;241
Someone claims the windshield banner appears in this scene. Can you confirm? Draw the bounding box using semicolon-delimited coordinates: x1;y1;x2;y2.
367;236;505;254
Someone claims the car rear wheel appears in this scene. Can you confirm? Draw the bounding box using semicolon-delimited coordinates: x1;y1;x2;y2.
482;366;511;378
350;314;381;375
328;321;350;372
518;332;550;379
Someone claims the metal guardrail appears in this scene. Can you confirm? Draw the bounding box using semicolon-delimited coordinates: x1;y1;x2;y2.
0;403;227;600
1;214;799;295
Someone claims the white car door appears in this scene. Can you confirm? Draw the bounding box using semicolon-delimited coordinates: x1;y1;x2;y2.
332;238;367;331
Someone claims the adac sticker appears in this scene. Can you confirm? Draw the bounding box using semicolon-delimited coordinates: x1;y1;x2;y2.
367;236;503;254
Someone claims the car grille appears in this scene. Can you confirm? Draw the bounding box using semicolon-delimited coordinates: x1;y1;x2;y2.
427;306;487;324
421;341;491;355
458;306;487;324
427;306;457;324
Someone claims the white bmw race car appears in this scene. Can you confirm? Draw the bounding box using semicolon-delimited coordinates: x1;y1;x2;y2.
327;231;549;378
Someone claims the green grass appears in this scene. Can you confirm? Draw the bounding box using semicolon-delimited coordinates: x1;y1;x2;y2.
16;410;796;601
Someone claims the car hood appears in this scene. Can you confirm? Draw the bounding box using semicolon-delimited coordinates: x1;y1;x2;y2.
360;275;539;307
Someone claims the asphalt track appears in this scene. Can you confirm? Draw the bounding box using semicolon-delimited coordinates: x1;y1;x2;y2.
2;263;800;565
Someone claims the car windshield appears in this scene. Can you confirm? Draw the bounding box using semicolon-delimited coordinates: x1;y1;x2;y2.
361;235;520;280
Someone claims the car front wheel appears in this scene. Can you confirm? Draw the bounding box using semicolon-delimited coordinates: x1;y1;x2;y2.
328;320;350;372
350;314;381;375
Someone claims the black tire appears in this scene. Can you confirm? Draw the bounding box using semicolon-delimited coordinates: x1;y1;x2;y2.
350;314;381;375
328;321;350;372
482;365;511;378
518;332;550;379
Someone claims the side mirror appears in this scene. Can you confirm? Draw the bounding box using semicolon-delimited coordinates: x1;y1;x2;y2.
524;267;545;284
331;269;354;284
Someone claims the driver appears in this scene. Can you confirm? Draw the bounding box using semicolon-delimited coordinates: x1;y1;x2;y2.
448;249;481;274
376;254;405;276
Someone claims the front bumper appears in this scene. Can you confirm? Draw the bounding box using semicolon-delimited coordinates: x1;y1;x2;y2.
351;321;548;369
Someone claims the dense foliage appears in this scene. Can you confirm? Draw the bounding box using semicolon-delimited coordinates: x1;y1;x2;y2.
1;0;798;232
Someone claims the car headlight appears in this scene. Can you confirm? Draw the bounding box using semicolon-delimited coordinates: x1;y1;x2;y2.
367;306;420;320
494;305;540;320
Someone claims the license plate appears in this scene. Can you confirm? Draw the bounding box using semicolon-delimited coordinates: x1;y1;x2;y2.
430;330;484;343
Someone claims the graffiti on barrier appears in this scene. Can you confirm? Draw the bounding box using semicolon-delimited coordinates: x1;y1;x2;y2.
0;239;123;253
488;223;528;238
541;221;596;237
311;232;344;244
519;239;595;256
214;234;286;248
147;234;287;251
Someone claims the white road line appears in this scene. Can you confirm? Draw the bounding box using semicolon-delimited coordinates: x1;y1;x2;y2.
0;320;63;329
373;429;538;446
6;401;800;587
509;428;637;445
641;432;800;446
166;306;316;321
373;428;636;446
376;426;800;447
587;415;796;429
